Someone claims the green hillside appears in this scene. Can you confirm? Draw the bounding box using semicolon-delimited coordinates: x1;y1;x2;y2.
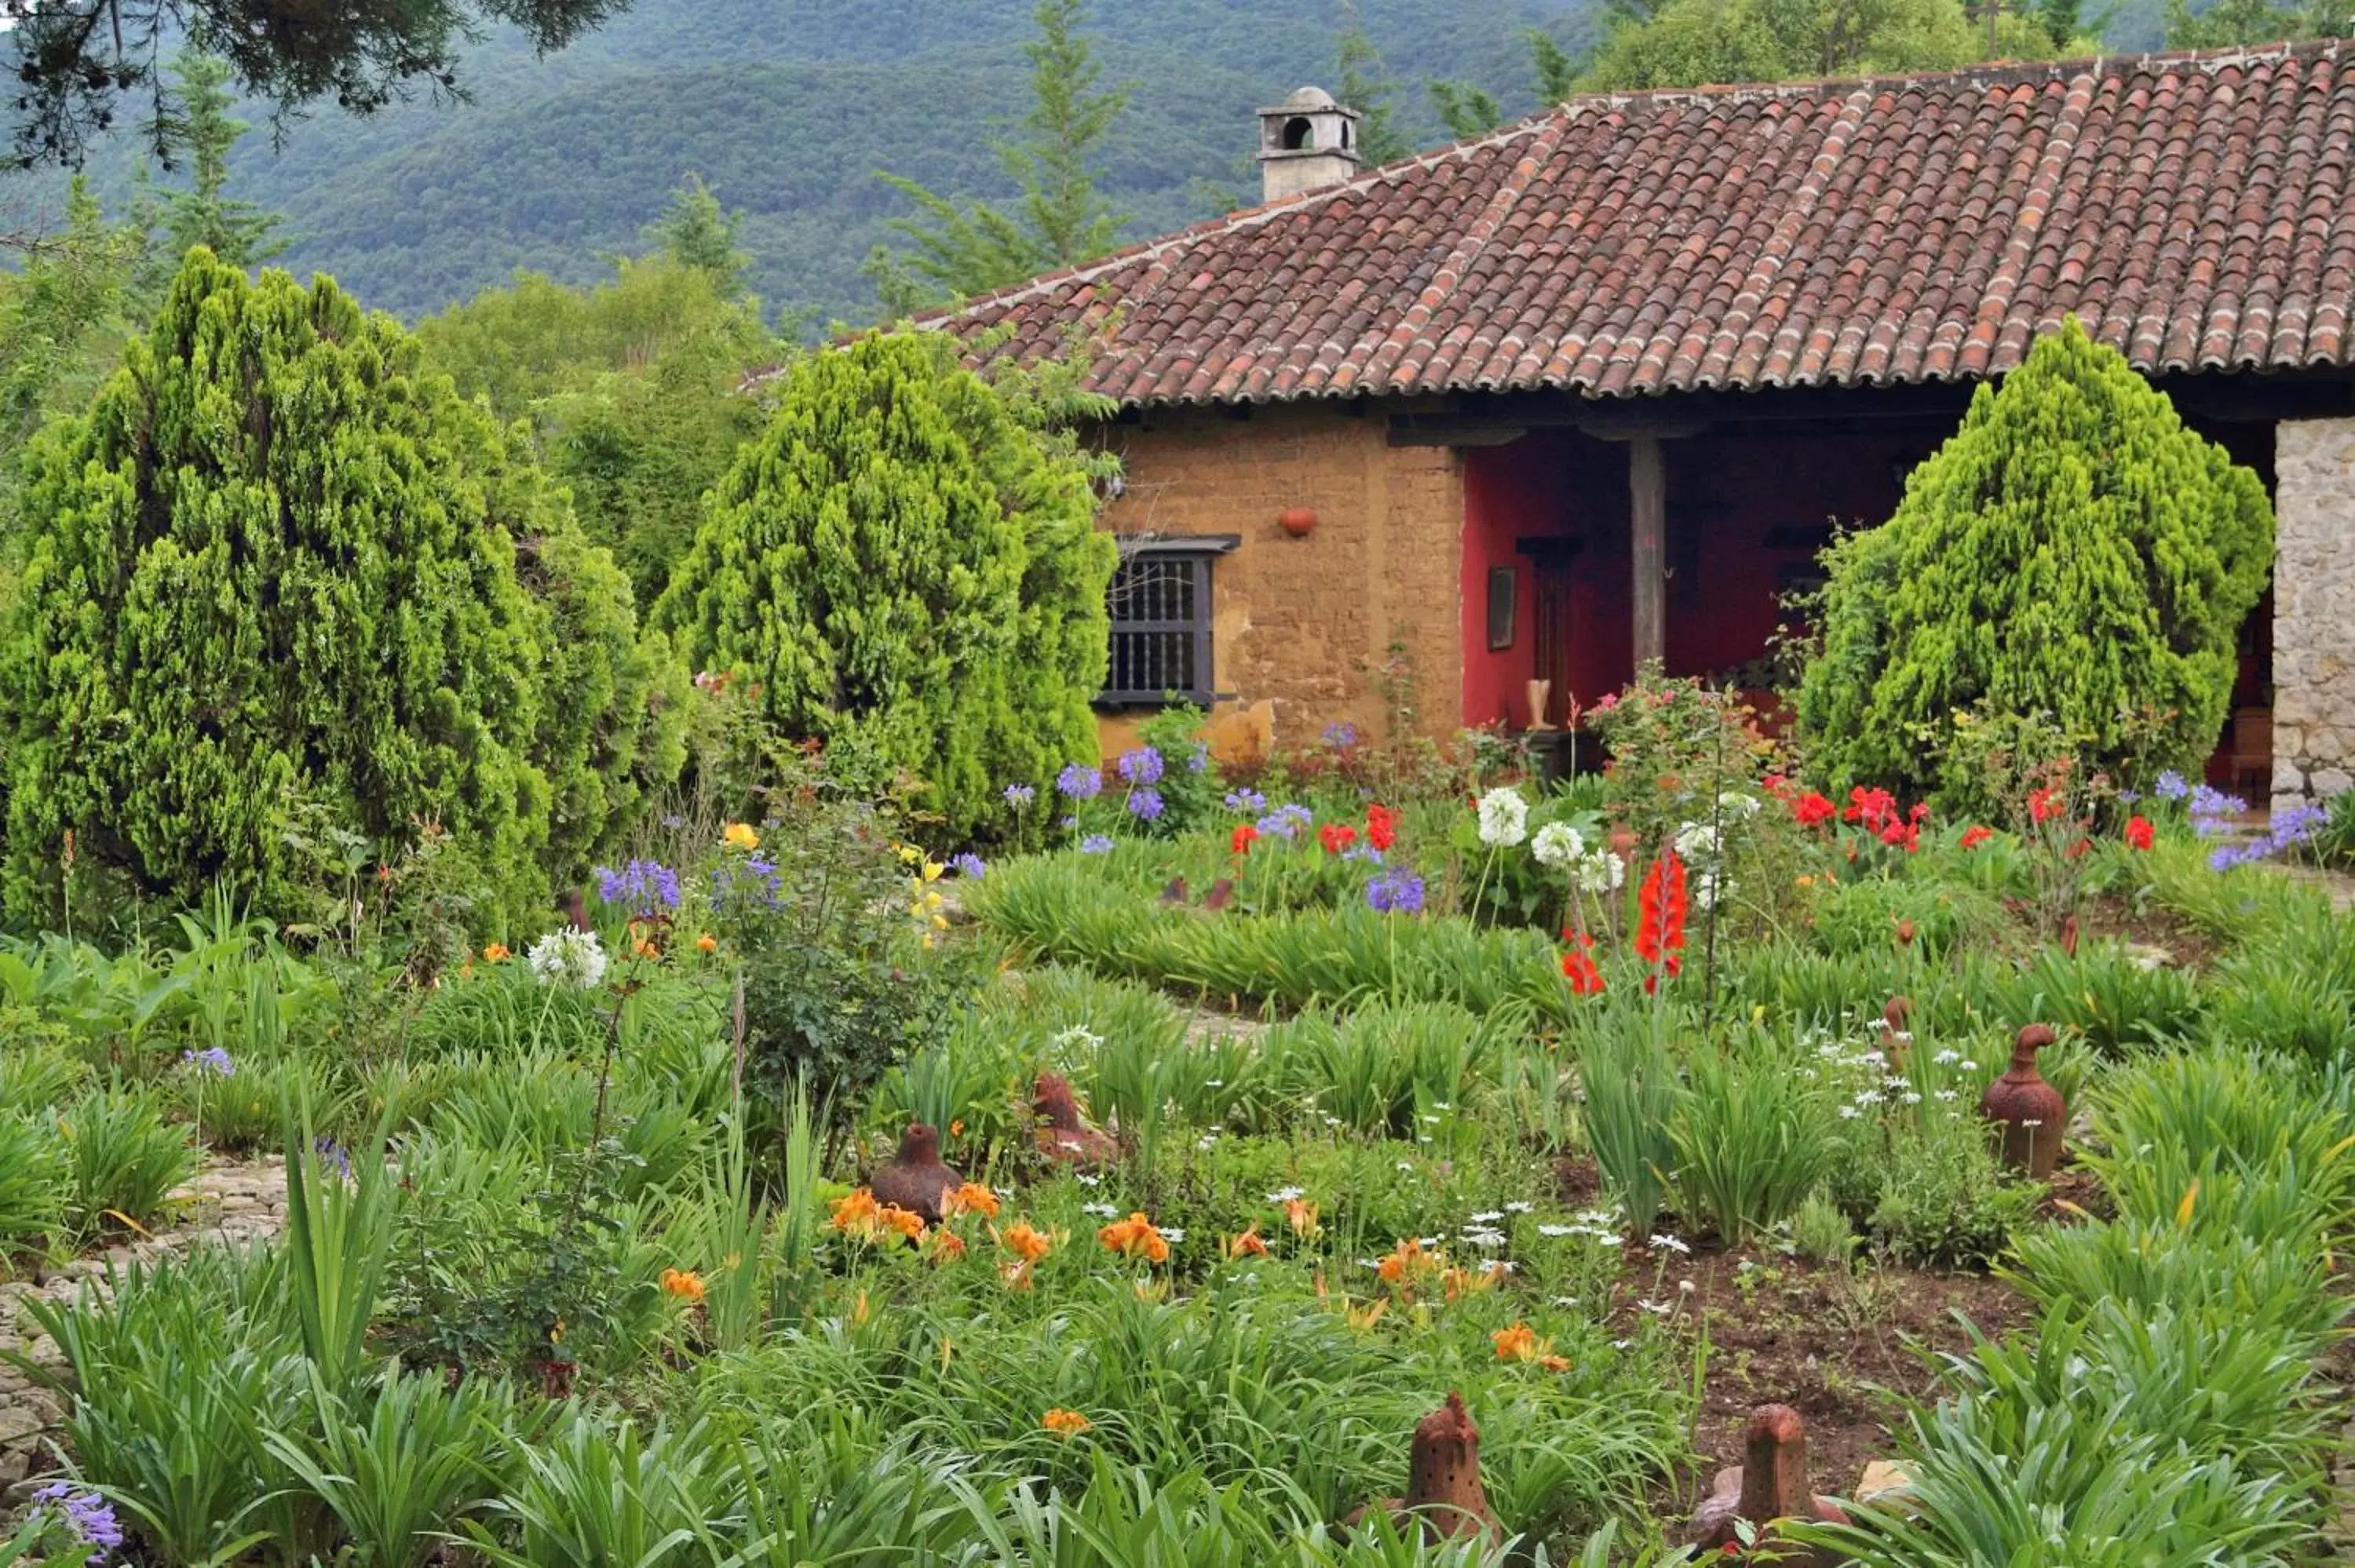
210;0;1590;325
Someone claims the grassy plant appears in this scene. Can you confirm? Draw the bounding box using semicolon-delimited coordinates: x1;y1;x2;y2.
0;1111;64;1260
283;1123;393;1395
1668;1038;1831;1243
466;1413;730;1568
267;1363;514;1568
1573;1016;1677;1236
61;1086;196;1234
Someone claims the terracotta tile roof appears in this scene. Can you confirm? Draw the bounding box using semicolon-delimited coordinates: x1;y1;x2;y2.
936;41;2355;405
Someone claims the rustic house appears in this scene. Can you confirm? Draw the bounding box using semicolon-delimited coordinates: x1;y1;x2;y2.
940;43;2355;807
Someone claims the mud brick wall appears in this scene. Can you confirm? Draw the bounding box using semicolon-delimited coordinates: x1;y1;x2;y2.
2273;417;2355;808
1094;402;1464;761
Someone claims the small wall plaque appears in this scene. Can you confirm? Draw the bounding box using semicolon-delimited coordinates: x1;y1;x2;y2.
1486;567;1517;651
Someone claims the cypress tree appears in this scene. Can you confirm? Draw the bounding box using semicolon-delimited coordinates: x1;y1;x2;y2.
0;248;682;925
651;330;1113;833
1797;318;2273;800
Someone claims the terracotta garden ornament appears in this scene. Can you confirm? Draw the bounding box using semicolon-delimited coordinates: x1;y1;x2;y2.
1981;1023;2068;1178
1882;995;1914;1078
1689;1404;1850;1565
1350;1391;1500;1544
1033;1073;1119;1166
868;1122;962;1223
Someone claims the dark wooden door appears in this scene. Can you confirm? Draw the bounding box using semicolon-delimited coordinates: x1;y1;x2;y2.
1532;559;1576;727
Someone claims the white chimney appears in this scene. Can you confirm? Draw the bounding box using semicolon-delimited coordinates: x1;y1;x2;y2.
1257;86;1362;202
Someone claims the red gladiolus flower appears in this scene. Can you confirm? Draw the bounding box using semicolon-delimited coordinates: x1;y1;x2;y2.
1959;825;1993;851
1635;853;1689;967
1793;791;1836;828
1319;822;1358;855
1365;803;1397;851
2065;836;2091;859
1561;944;1605;995
2125;815;2154;851
1231;825;1259;855
2027;786;2063;824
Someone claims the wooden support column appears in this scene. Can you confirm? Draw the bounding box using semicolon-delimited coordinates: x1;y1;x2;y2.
1628;432;1666;671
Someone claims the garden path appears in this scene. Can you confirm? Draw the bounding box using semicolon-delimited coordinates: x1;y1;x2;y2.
0;1157;288;1500
2273;863;2355;912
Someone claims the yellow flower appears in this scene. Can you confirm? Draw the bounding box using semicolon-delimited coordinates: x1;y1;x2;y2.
660;1267;706;1304
548;1318;566;1345
922;860;944;882
1041;1408;1091;1435
723;822;761;852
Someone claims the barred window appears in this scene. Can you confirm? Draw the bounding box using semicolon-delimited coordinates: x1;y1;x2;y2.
1100;537;1236;707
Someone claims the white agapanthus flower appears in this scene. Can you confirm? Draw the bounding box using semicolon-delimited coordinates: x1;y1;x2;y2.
527;928;608;990
1475;786;1529;847
1531;820;1585;868
1574;851;1627;894
1673;820;1722;862
1718;791;1763;819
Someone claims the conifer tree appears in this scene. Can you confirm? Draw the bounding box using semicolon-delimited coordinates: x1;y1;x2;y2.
650;331;1114;833
152;53;288;274
0;249;683;925
1797;319;2273;800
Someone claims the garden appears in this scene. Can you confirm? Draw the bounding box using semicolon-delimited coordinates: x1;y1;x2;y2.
1;258;2351;1565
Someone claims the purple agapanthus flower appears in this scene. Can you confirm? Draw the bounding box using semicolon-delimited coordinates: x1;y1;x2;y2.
312;1136;353;1180
183;1046;233;1078
33;1482;122;1566
1117;746;1165;786
2154;770;2190;800
1127;787;1166;822
1187;742;1210;774
1079;834;1116;855
713;852;783;910
1003;782;1037;809
1342;844;1386;865
1365;870;1426;914
951;852;987;879
1224;788;1267;814
1056;763;1103;801
1256;802;1316;839
594;859;681;916
1323;720;1359;749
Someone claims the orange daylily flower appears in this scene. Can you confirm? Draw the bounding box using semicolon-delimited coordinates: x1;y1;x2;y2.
1539;1354;1572;1373
1375;1237;1442;1295
930;1231;967;1264
1281;1197;1320;1236
1041;1408;1092;1435
483;943;511;963
1493;1323;1539;1362
945;1181;999;1220
995;1220;1054;1263
1097;1212;1171;1264
660;1267;706;1303
879;1204;927;1241
695;932;717;954
1442;1262;1507;1302
831;1187;882;1233
1225;1223;1269;1260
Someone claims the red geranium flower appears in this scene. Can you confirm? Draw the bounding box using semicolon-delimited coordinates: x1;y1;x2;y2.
1318;822;1358;855
1365;803;1397;852
1959;825;1993;851
2027;786;2064;824
1793;791;1836;828
1230;825;1259;855
2125;815;2154;851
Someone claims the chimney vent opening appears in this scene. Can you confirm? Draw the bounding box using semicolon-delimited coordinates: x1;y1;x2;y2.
1281;115;1315;151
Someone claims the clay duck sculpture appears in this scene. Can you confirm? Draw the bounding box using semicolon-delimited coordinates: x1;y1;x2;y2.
1033;1072;1120;1166
1689;1405;1850;1564
868;1122;962;1224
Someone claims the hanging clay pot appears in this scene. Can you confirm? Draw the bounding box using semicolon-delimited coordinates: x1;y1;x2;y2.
1278;505;1319;538
1981;1023;2068;1178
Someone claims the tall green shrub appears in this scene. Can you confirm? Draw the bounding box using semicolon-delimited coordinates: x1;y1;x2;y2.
1797;319;2271;800
652;330;1113;833
0;248;684;927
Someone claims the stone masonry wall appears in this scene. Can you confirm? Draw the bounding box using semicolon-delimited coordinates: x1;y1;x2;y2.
1094;403;1464;760
2273;417;2355;809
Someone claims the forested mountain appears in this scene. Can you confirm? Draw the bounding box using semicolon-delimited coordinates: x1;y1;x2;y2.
201;0;1590;326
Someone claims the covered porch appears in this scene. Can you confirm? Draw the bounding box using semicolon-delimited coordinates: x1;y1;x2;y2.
1415;383;2286;793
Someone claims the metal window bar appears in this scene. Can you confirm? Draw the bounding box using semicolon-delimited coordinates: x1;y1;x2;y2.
1101;552;1214;706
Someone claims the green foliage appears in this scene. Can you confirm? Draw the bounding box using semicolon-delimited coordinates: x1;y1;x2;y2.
871;0;1131;308
1335;9;1416;166
1797;319;2273;803
643;173;754;294
652;330;1114;834
62;1087;197;1234
0;181;143;522
2164;0;2346;44
141;53;289;290
417;234;783;603
1;248;683;928
1578;0;2054;91
1668;1036;1831;1243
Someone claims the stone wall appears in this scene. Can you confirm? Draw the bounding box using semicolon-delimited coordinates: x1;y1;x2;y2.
2273;417;2355;808
1094;403;1464;761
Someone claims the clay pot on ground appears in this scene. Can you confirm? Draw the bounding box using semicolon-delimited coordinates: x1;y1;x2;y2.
869;1122;962;1223
1349;1391;1500;1544
1689;1404;1849;1565
1278;505;1318;538
1981;1024;2068;1178
1033;1073;1119;1166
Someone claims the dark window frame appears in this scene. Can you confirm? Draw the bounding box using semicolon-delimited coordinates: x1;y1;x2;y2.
1098;534;1239;709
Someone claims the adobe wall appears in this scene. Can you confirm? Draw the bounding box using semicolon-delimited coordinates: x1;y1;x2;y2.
2273;417;2355;808
1094;403;1464;761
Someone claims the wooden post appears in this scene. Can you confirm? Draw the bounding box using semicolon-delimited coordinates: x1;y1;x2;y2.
1629;432;1666;670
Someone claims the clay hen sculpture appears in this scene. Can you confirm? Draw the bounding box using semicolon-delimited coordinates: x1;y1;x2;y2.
1349;1392;1500;1544
1981;1023;2068;1177
1689;1405;1849;1564
1033;1073;1119;1166
868;1123;962;1224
